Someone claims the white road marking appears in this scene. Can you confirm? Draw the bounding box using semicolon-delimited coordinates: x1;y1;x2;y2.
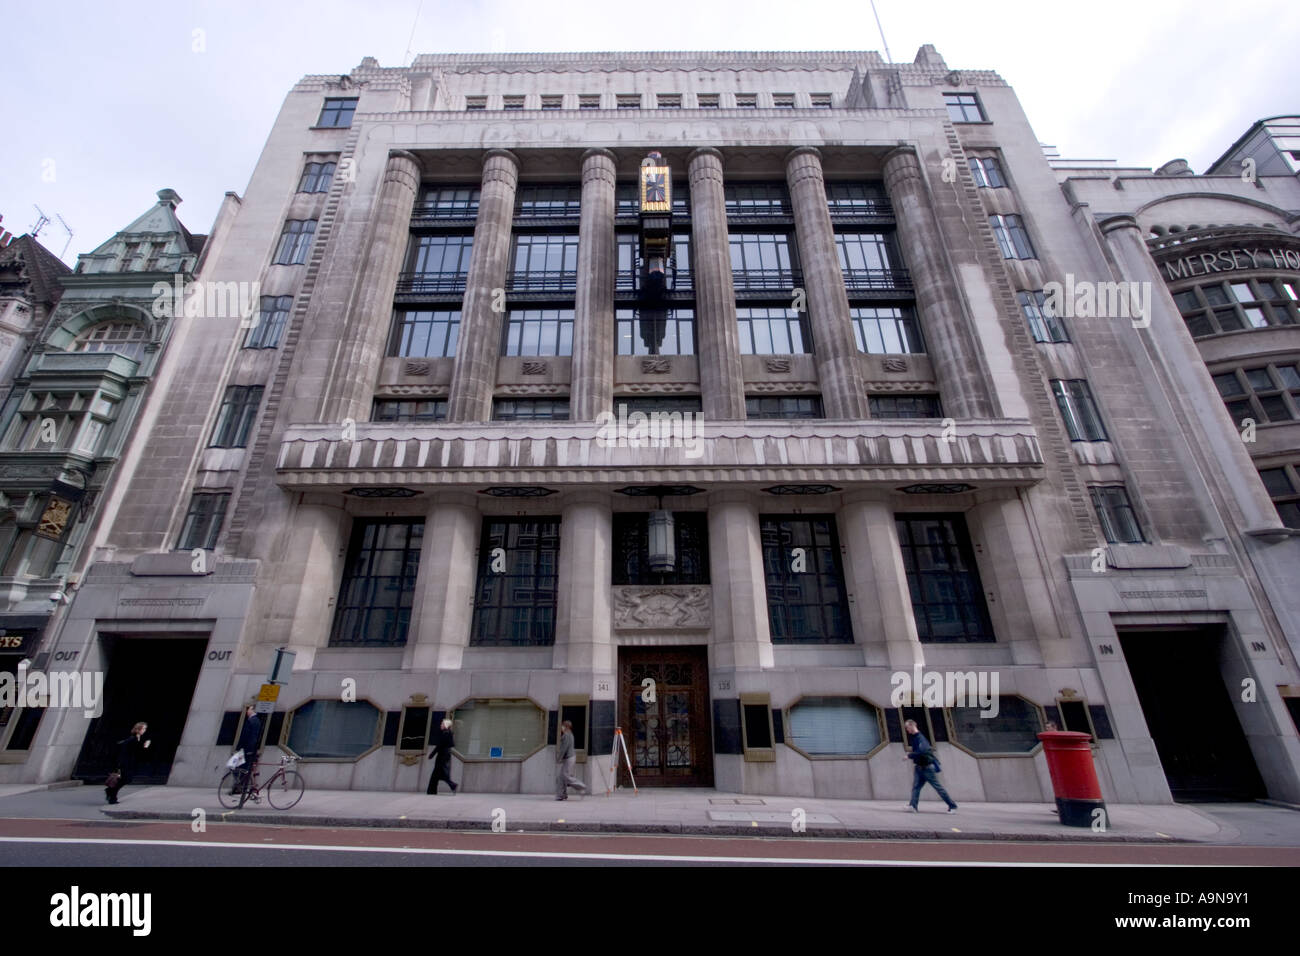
0;835;1206;866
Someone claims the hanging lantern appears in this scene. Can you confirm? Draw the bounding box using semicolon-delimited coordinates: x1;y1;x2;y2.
648;509;676;574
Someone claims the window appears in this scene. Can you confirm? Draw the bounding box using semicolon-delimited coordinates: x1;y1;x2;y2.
612;511;709;585
540;95;563;110
760;515;853;644
850;306;924;353
515;184;582;218
317;97;357;128
142;243;165;271
3;391;118;454
1214;364;1300;425
509;234;579;289
835;233;902;288
0;517;64;578
724;183;791;216
118;242;141;271
502;95;525;110
389;309;461;358
245;296;292;349
786;697;884;756
285;700;381;759
614;396;703;416
1258;465;1300;528
944;92;985;122
492;398;570;421
416;185;480;219
895;514;994;643
372;399;448;422
745;396;824;419
1018;290;1068;343
578;94;600;110
989;214;1035;259
825;182;888;215
330;519;424;647
729;233;800;289
452;699;547;758
177;492;230;551
741;693;775;762
471;518;560;646
810;93;832;109
949;697;1043;754
616;308;695;355
656;93;681;109
209;385;263;448
502;308;574;356
297;161;336;193
1089;485;1144;544
616;94;641;109
1051;379;1108;441
869;394;943;419
734;93;757;109
401;234;473;292
1175;279;1299;337
967;156;1005;188
70;321;149;362
697;93;719;109
736;306;810;354
272;219;316;265
0;653;44;752
465;95;487;111
772;93;795;109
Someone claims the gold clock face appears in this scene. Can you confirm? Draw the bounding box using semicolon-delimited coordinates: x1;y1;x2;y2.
640;165;671;212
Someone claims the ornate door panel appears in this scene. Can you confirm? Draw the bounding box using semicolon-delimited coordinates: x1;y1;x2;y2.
617;647;713;786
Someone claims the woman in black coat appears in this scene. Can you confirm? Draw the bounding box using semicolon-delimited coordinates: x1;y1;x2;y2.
426;719;458;794
106;722;149;804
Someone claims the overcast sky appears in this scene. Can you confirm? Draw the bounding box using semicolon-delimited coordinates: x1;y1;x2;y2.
4;0;1297;263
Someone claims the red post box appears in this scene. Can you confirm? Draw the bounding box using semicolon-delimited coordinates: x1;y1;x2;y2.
1038;730;1105;827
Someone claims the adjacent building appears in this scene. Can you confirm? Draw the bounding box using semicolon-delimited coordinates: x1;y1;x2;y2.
12;48;1300;804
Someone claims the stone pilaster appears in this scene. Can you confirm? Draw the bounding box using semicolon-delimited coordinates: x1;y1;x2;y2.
882;146;995;419
571;149;617;421
708;491;774;669
553;492;613;673
322;150;420;425
261;497;348;670
688;148;747;421
448;149;520;422
785;147;869;420
406;492;480;671
839;494;923;671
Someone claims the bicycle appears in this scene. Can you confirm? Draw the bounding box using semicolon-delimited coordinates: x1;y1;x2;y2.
217;754;305;810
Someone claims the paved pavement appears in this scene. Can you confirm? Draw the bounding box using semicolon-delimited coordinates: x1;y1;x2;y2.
4;781;1296;845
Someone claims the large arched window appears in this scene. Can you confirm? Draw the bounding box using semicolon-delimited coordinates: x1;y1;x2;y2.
69;321;149;362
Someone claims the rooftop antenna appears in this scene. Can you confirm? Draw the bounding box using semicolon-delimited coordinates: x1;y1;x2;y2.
30;204;50;238
869;0;893;64
403;0;424;66
55;215;75;259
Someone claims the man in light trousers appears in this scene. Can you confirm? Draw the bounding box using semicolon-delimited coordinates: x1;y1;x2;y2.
555;720;587;800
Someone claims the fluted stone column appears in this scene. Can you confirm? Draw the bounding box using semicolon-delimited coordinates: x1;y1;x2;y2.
448;149;520;422
708;492;774;669
882;146;994;419
839;494;923;672
786;148;870;420
571;149;617;421
553;492;613;673
688;148;747;420
323;150;420;424
406;492;480;671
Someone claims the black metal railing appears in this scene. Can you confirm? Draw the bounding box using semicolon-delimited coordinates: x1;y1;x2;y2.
731;269;803;292
513;204;581;220
396;271;469;294
506;270;578;292
411;202;479;222
615;268;693;293
828;199;895;219
842;268;913;292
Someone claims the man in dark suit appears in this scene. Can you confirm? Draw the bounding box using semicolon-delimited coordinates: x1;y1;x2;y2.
427;718;458;794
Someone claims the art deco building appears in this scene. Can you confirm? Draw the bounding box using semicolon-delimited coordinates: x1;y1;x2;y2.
13;48;1300;803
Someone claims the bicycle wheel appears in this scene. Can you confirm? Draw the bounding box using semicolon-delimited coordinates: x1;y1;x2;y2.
265;769;305;809
217;770;244;809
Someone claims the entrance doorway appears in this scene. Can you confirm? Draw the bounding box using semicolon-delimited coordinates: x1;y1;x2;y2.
617;646;713;786
73;635;208;784
1118;627;1265;801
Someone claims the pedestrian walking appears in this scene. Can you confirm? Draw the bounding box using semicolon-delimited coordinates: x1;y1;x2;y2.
105;721;150;804
904;719;957;812
555;719;587;800
236;705;262;792
427;718;459;794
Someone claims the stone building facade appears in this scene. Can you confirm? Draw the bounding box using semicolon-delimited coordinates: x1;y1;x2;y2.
13;48;1300;803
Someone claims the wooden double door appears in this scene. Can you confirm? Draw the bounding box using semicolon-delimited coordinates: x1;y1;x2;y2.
618;647;713;787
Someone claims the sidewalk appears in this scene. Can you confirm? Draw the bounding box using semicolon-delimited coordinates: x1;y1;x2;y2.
94;784;1250;843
